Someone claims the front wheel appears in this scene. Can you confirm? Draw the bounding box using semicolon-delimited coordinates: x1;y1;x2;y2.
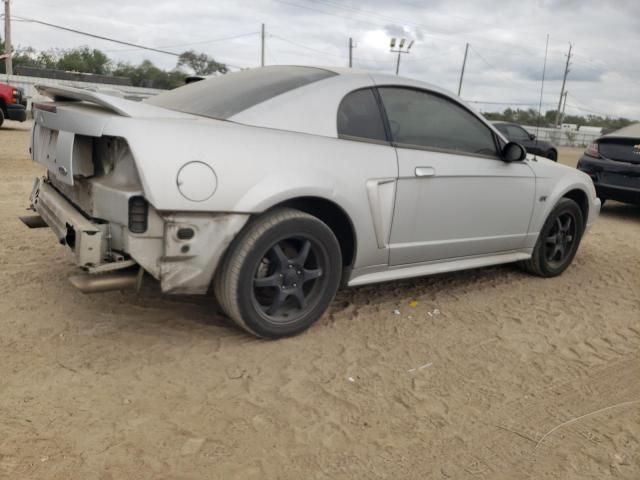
520;198;584;277
547;150;558;161
214;208;342;338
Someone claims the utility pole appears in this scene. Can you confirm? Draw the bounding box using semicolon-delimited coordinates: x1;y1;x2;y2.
4;0;12;76
559;90;568;125
389;38;413;76
535;34;550;140
348;37;355;68
260;23;265;67
457;42;469;96
554;43;572;127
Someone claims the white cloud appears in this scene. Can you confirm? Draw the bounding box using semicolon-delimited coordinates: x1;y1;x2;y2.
9;0;640;118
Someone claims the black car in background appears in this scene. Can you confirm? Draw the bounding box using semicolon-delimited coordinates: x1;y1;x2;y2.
577;123;640;206
493;122;558;161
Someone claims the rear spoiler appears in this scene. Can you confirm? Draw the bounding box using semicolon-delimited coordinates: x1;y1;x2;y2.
35;84;192;119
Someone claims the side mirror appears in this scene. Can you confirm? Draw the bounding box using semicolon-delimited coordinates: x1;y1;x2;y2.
502;142;527;162
529;133;536;140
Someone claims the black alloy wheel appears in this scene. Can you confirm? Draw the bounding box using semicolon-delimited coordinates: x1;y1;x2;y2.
252;236;326;323
519;198;584;277
215;208;342;338
544;212;577;269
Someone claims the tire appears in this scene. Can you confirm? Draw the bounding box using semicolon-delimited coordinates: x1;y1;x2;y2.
520;198;584;277
547;149;557;161
214;208;342;338
0;109;4;128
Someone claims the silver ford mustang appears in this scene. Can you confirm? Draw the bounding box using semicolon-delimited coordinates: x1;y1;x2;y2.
24;66;600;338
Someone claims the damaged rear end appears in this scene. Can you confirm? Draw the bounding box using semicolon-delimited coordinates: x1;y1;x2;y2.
25;85;248;294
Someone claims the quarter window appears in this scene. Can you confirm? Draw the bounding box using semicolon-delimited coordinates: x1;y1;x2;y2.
378;87;499;157
337;88;388;142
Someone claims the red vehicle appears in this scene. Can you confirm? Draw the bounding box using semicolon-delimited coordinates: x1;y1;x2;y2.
0;81;27;127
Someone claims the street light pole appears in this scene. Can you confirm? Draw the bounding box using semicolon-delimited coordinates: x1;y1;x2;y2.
4;0;12;76
389;38;413;76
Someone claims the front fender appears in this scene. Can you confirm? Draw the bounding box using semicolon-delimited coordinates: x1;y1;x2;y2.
526;163;598;248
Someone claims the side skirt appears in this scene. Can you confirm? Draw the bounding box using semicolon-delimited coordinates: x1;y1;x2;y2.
347;250;532;287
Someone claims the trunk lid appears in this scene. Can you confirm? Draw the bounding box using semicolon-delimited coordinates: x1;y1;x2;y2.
32;84;193;186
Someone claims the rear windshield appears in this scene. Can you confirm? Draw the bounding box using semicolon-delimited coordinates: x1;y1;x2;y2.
146;66;336;120
599;138;640;164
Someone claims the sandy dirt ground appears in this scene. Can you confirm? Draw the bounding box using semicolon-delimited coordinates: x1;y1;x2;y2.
1;121;639;480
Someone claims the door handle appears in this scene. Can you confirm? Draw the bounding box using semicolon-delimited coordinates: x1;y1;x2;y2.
415;166;435;177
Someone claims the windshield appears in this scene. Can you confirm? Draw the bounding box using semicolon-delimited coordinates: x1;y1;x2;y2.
146;66;337;120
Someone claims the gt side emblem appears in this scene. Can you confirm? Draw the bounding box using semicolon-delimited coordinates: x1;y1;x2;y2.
539;196;547;202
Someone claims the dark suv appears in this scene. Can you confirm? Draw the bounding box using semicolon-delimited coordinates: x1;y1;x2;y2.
493;122;558;161
577;123;640;206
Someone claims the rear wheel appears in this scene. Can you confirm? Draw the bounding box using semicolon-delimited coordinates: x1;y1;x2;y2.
214;208;342;338
0;108;4;128
520;198;584;277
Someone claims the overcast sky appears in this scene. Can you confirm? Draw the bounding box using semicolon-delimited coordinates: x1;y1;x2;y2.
9;0;640;119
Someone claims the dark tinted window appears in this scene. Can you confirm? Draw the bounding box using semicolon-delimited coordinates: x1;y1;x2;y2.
599;138;640;163
146;66;336;120
494;124;509;135
337;88;387;142
504;125;530;141
378;87;498;157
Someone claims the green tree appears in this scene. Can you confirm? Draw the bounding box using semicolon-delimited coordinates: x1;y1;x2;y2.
112;60;185;89
177;50;227;75
482;107;634;130
55;47;111;75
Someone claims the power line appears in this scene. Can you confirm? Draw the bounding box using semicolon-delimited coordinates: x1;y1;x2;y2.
103;32;260;53
9;14;247;69
468;45;499;71
12;15;181;56
270;34;345;59
465;100;556;106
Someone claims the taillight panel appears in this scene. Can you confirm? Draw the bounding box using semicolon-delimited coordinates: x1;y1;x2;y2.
128;196;148;234
585;143;600;158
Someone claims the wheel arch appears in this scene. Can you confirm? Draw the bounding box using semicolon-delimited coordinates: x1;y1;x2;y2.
271;196;357;269
562;188;589;229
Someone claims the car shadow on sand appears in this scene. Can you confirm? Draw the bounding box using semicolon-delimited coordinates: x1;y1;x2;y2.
600;201;640;221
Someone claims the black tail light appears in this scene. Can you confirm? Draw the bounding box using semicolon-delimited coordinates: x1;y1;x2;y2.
128;196;148;234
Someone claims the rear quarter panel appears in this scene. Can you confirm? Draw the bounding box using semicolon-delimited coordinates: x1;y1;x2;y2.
103;116;398;269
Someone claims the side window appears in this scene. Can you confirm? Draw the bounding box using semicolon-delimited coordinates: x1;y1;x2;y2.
495;124;509;136
337;88;388;142
506;125;530;141
378;87;499;157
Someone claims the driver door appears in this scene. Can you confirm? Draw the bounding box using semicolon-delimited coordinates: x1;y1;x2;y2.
377;87;536;266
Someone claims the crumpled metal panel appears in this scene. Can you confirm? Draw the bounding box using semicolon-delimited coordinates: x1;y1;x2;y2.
159;213;250;294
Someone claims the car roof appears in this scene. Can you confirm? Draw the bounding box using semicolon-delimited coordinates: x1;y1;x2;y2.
231;65;496;138
602;122;640;139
